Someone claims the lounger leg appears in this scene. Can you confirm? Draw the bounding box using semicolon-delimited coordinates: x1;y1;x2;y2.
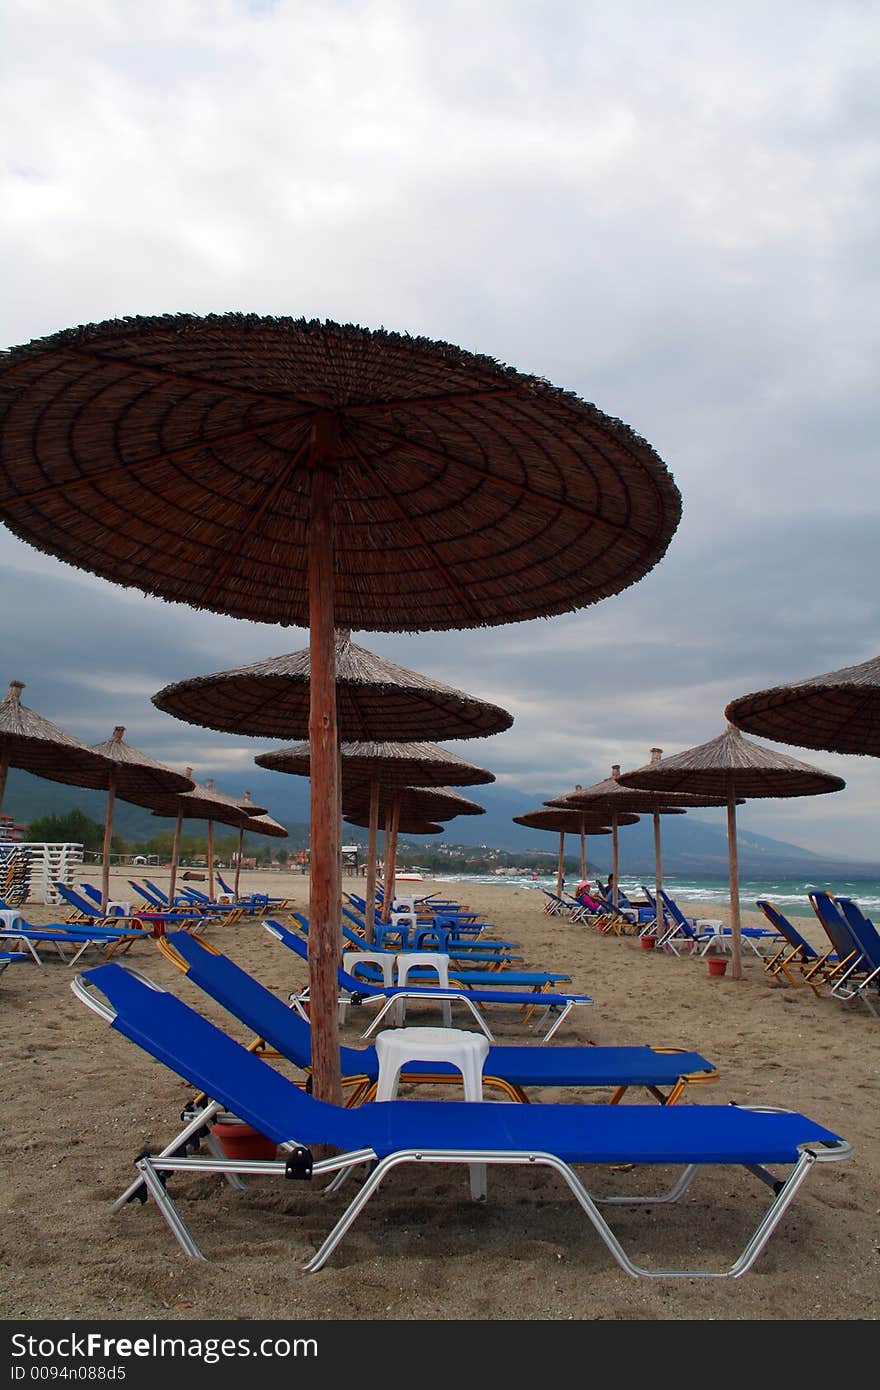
111;1099;230;1212
303;1145;842;1279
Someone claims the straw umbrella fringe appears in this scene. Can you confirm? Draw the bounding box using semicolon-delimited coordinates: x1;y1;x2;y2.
617;726;845;979
0;313;682;1107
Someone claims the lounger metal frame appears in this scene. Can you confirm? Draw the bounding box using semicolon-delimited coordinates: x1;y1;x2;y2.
72;968;852;1281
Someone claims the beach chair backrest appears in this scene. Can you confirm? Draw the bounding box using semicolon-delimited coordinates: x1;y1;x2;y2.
755;900;817;958
834;898;880;970
658;889;695;936
808;892;860;964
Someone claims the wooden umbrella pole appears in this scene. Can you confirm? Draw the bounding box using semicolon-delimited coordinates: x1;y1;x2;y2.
364;776;379;942
727;782;743;980
579;817;586;880
207;820;215;899
100;768;117;911
556;831;565;897
168;809;183;907
234;827;243;898
612;815;619;909
306;413;342;1106
653;807;663;935
0;750;8;812
384;793;400;919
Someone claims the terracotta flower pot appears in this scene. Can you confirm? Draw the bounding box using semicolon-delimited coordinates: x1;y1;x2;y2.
212;1117;278;1161
707;957;728;977
640;935;657;950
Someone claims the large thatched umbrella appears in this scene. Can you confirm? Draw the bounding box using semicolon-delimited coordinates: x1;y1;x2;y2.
618;726;846;978
513;807;618;897
725;653;880;757
256;737;494;938
153;634;514;741
0;679;114;809
547;756;732;927
0;313;681;1104
138;772;267;905
88;726;194;909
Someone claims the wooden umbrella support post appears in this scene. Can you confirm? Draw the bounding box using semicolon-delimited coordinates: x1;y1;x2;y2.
307;413;343;1107
364;777;380;943
727;776;743;980
556;830;565;897
168;808;183;907
383;793;401;920
101;766;117;912
234;826;244;898
206;819;215;900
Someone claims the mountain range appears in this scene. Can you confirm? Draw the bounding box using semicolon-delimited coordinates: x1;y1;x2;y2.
5;765;880;879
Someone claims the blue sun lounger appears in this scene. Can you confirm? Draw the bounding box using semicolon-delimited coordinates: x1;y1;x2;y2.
73;960;850;1276
0;918;152;967
265;918;591;1040
828;898;880;1017
161;930;718;1105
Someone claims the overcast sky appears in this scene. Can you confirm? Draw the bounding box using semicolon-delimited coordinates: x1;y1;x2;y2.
2;1;879;859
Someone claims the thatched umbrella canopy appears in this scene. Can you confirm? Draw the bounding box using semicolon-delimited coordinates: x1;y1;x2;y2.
618;726;846;978
257;736;494;938
139;772;268;904
0;313;680;1106
0;679;114;809
87;726;194;910
547;755;733;923
725;653;880;758
513;807;617;896
153;633;514;742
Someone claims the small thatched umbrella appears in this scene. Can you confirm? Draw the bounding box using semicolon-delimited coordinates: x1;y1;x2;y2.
0;679;113;809
344;783;485;911
725;653;880;757
234;810;289;898
513;808;618;897
618;726;846;978
547;757;732;927
87;726;194;909
0;313;680;1105
139;772;267;905
544;766;668;910
256;736;494;939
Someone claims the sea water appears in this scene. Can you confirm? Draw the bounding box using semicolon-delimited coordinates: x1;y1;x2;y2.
423;870;880;921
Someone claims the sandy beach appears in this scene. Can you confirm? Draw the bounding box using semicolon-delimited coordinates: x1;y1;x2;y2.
2;869;877;1323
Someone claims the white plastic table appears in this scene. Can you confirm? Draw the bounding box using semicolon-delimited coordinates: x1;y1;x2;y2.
107;900;132;918
373;1025;490;1199
0;909;24;930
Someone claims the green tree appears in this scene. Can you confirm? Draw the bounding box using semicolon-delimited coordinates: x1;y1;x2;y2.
27;808;105;852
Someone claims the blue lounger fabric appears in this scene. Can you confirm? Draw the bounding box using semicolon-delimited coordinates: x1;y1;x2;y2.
168;930;714;1089
83;961;842;1166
